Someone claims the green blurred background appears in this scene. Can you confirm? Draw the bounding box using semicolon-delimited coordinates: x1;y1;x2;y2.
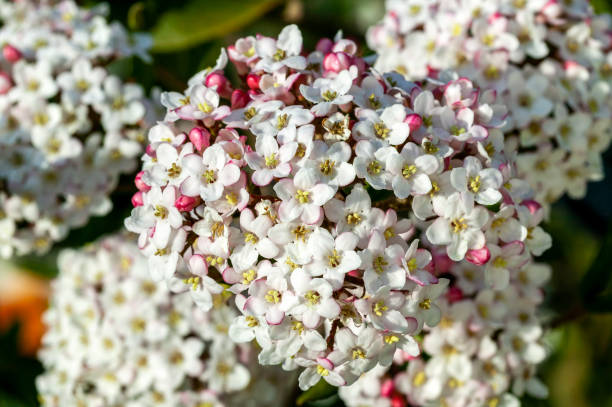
1;1;611;406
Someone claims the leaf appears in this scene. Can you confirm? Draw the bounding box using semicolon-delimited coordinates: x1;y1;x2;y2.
592;0;612;13
151;0;282;53
579;220;612;299
296;379;337;406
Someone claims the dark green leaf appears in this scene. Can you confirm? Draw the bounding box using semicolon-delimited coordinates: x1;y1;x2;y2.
580;221;612;299
151;0;282;53
296;379;337;406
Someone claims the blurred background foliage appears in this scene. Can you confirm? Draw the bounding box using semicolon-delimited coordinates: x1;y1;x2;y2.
1;0;611;406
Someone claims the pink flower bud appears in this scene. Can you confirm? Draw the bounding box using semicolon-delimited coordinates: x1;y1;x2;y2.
465;246;491;266
391;395;406;407
521;199;541;215
189;127;211;152
316;38;333;53
246;73;260;90
231;89;249;109
131;191;144;207
446;286;463;303
0;72;11;94
175;195;198;212
205;72;227;90
2;44;21;62
404;113;422;132
145;144;156;157
134;171;151;192
323;52;351;73
380;379;394;398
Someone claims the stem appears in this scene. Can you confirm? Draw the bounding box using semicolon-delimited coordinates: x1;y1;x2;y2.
549;304;587;329
326;319;340;350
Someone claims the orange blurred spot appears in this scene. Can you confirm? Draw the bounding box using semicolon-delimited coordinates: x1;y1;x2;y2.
0;267;49;356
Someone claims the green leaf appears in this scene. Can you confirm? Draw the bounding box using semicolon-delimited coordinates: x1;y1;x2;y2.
592;0;612;13
127;2;146;31
580;220;612;300
296;379;337;406
151;0;282;53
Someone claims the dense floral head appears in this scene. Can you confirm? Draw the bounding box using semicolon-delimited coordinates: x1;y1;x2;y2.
36;234;292;406
125;24;550;390
368;0;612;207
0;0;155;258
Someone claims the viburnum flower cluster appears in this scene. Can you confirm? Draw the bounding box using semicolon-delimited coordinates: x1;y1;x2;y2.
339;257;552;407
0;0;154;258
125;24;550;391
37;234;293;407
368;0;612;207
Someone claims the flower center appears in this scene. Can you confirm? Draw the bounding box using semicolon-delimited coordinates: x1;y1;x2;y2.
182;276;200;290
197;102;213;114
276;113;289;129
450;218;468;233
468;175;481;193
423;140;438;153
242;269;256;285
450;125;466;137
154;205;168;219
292;225;311;242
384;227;395;239
305;290;321;305
246;315;258;327
346;212;362;225
328;249;341;268
211;221;225;239
367;160;382;175
374;122;390;139
265;154;278;168
373;300;388;316
384;334;399;344
352;347;366;359
244;107;256;120
419;298;431;309
368;93;381;109
317;365;329;376
413;371;426;387
295;189;310;204
264;289;281;304
373;256;388;274
322;90;338;102
319;159;336;175
244;232;258;244
493;257;507;268
402;164;417;179
273;48;286;61
167;162;182;178
518;93;532;108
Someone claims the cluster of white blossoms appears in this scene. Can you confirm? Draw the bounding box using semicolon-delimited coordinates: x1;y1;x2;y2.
368;0;612;207
0;0;154;258
125;24;551;391
37;234;292;407
340;255;552;407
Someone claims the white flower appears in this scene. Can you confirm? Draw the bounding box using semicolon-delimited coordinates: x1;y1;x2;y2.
274;169;335;224
426;193;489;261
354;104;410;145
450;156;503;205
300;69;354;116
181;144;241;200
289;268;340;328
246;134;296;186
387;142;439;198
305;228;362;288
255;24;307;72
